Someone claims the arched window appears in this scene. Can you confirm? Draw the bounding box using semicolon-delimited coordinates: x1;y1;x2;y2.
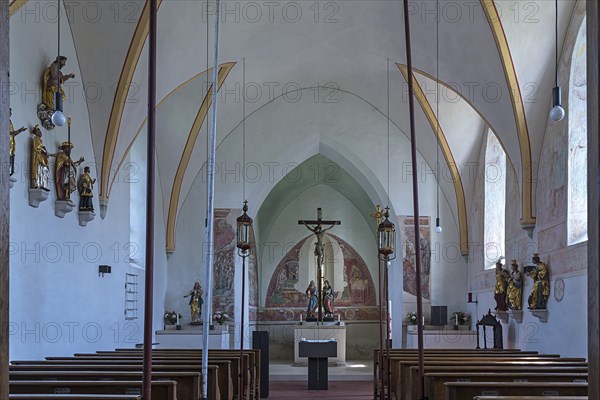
567;19;587;245
484;129;506;269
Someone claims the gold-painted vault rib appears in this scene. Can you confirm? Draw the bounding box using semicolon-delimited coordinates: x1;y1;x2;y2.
398;64;469;256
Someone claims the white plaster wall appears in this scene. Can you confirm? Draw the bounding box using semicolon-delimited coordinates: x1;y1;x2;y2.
467;7;588;358
8;3;147;359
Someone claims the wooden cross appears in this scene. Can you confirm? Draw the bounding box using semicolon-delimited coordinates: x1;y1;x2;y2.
299;208;340;322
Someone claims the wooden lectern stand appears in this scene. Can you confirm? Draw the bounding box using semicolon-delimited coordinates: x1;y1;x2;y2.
298;339;337;390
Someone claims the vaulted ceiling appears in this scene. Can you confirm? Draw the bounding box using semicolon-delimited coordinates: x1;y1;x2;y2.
9;0;582;254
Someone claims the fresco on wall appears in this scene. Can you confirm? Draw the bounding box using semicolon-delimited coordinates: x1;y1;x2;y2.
400;216;431;300
261;234;377;321
212;209;236;317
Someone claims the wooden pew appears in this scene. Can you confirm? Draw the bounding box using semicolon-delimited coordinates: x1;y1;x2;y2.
444;381;588;400
60;352;250;400
391;358;587;400
372;349;538;399
9;370;210;400
9;396;142;400
474;397;588;400
8;380;176;400
408;365;589;400
103;349;260;400
10;363;229;400
426;372;588;400
12;359;233;400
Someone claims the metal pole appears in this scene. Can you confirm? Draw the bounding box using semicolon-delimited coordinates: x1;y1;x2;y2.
201;1;221;398
142;0;157;398
384;257;391;400
239;253;247;400
377;256;384;399
403;0;426;398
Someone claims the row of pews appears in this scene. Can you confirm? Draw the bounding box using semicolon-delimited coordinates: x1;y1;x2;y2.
8;348;261;400
374;348;588;400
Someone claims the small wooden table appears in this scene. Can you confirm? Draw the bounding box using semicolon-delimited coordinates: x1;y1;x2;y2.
298;339;337;390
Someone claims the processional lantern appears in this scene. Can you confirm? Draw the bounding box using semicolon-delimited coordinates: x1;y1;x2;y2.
377;207;395;258
236;200;253;254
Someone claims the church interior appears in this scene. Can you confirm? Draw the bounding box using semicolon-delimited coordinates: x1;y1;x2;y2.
2;0;600;399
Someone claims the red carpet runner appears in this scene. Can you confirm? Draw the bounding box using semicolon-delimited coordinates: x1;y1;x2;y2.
269;380;373;399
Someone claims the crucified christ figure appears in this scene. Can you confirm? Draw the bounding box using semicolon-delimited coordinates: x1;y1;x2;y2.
298;208;340;322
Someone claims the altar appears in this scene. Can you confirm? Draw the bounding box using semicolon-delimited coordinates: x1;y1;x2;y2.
294;323;346;365
155;325;231;349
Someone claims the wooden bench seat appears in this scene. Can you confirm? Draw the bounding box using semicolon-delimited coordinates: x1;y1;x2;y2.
9;380;176;400
426;372;588;400
392;358;587;400
9;370;210;400
444;381;588;400
107;348;260;400
408;365;589;400
9;395;142;400
377;352;568;399
372;349;537;399
10;362;228;400
51;354;248;400
98;349;259;400
473;397;588;400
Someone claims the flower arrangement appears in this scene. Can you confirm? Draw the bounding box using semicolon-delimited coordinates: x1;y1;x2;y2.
164;311;182;325
451;311;470;325
213;312;230;325
406;312;418;325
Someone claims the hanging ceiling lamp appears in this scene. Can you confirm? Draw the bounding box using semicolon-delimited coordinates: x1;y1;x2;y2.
51;0;66;127
549;0;565;122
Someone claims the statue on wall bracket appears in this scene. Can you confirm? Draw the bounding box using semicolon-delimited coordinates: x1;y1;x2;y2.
494;259;509;312
28;125;53;207
9;108;26;188
507;259;523;311
54;141;84;218
77;166;96;226
525;253;550;310
37;56;75;130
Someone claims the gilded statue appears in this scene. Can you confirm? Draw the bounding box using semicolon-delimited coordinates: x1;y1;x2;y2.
184;282;204;323
29;125;53;190
55;142;84;203
42;56;75;110
493;260;509;312
9;108;26;177
306;280;318;318
38;56;75;130
77;166;96;211
323;280;334;317
526;254;550;310
507;260;523;310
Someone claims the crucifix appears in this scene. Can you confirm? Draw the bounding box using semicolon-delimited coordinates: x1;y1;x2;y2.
299;208;341;322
